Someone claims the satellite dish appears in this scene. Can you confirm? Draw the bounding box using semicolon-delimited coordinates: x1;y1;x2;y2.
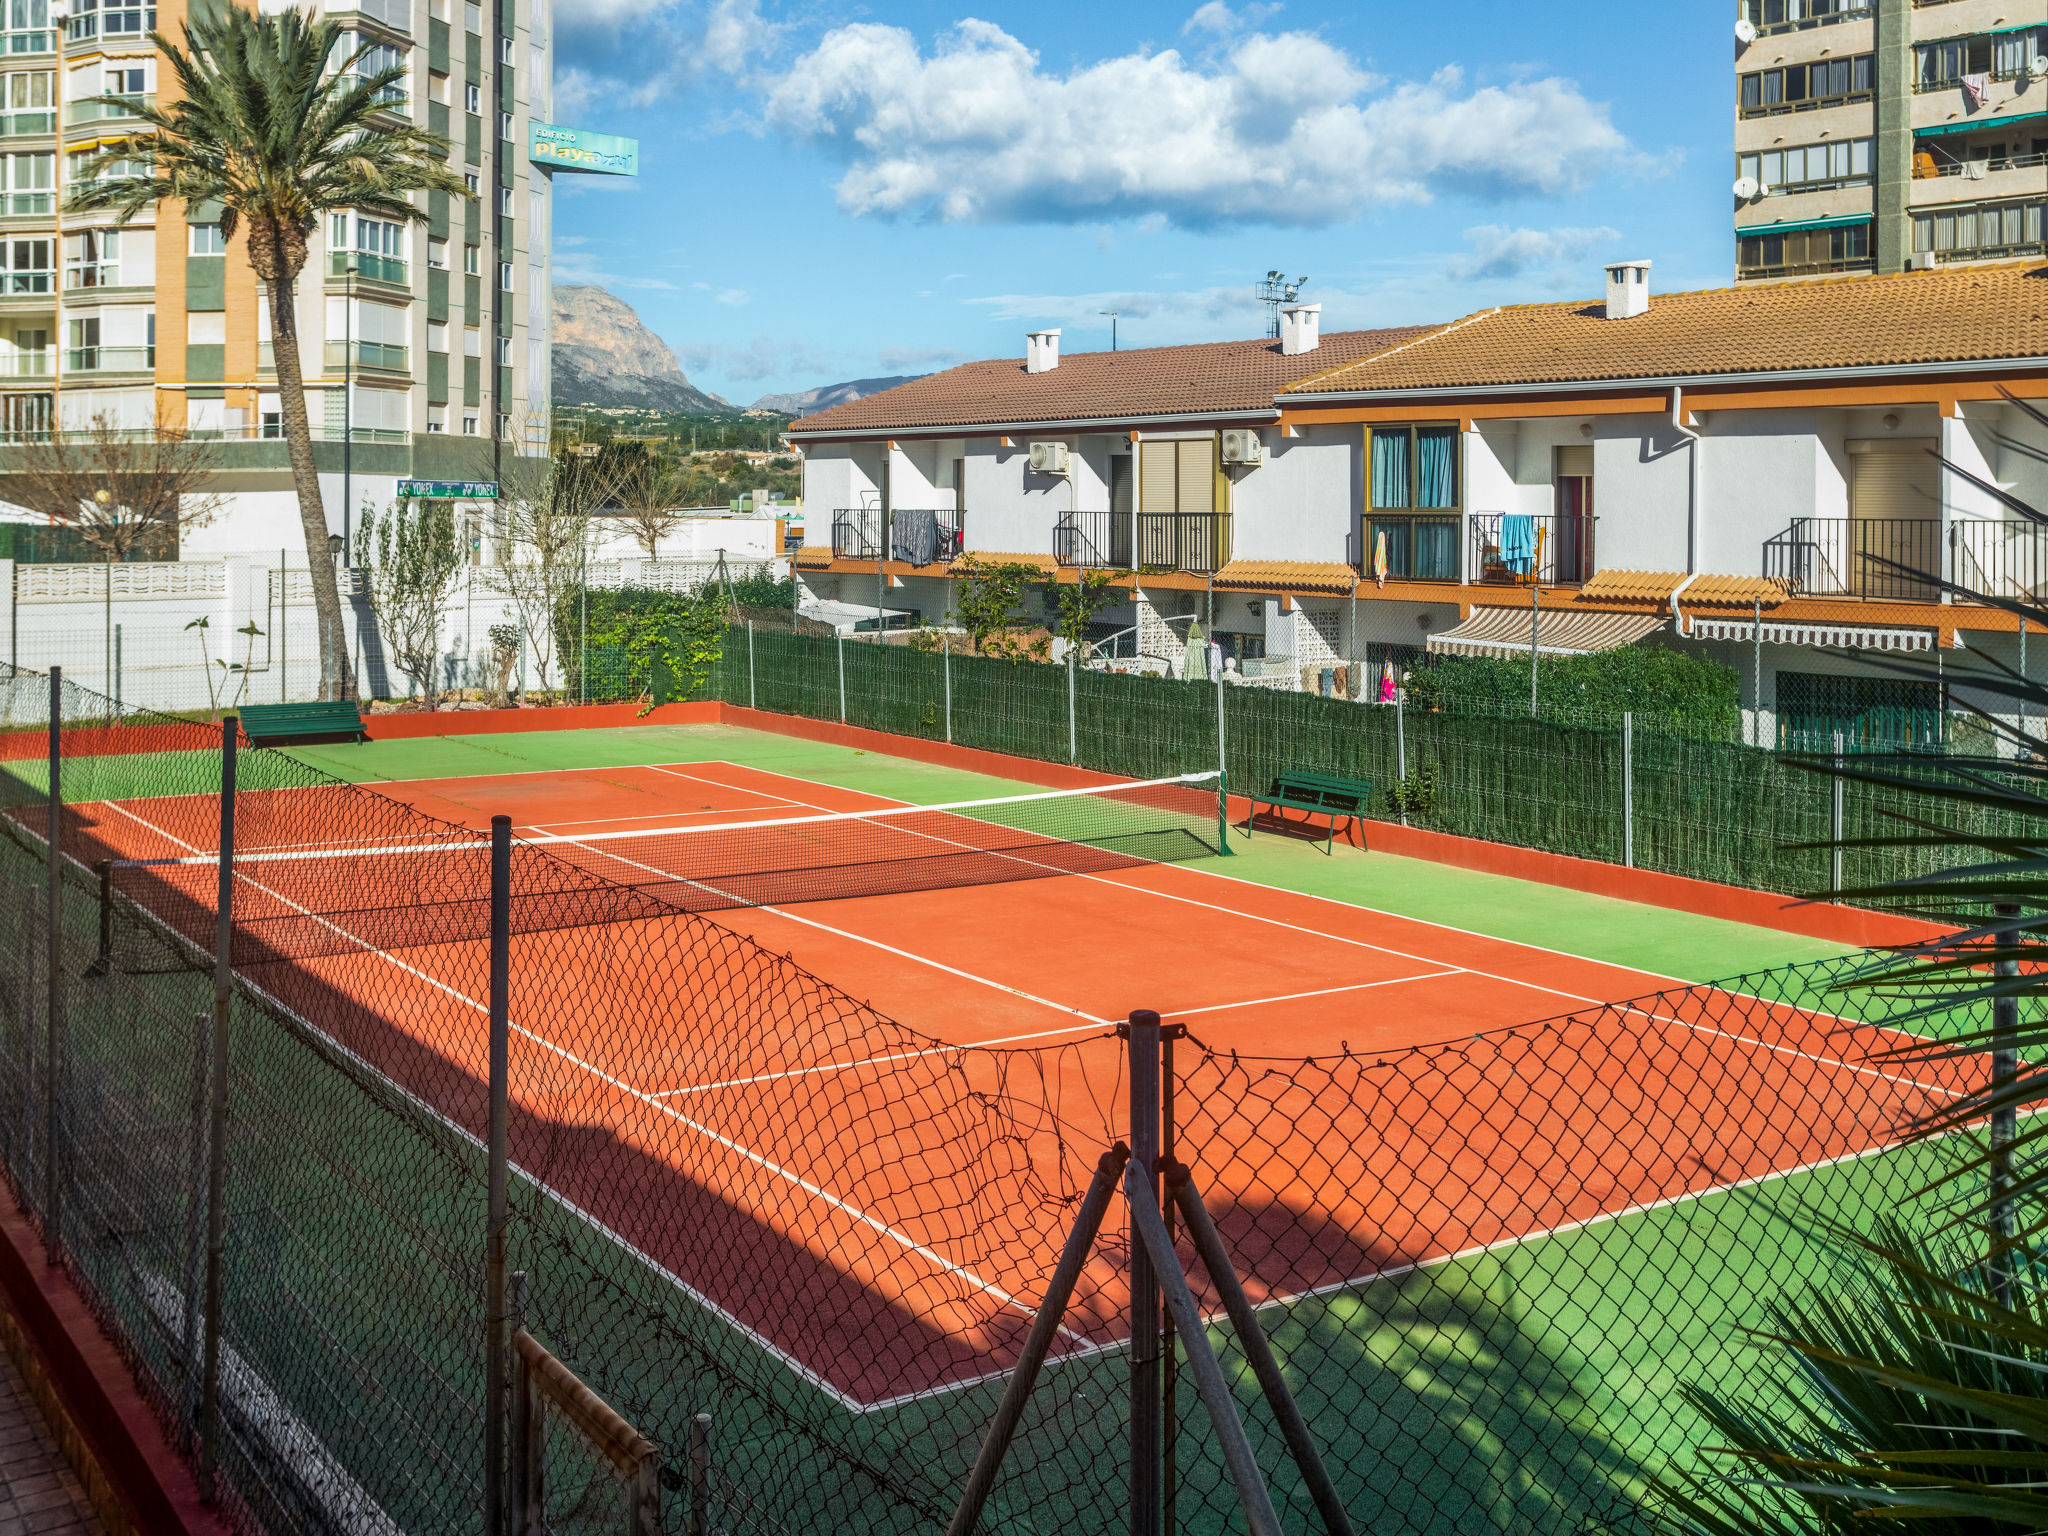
1733;175;1761;200
1734;16;1757;43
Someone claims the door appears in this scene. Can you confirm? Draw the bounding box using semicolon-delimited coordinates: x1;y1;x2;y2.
1554;445;1593;582
1849;441;1939;598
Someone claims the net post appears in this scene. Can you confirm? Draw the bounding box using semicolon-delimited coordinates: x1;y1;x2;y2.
1213;669;1225;785
837;634;847;724
42;667;60;1264
1215;770;1232;856
943;634;952;743
689;1413;711;1536
1160;1029;1179;1536
180;1010;206;1448
1993;900;2021;1308
198;716;235;1504
86;859;111;977
747;620;756;710
485;814;512;1536
1126;1010;1161;1536
1830;727;1845;894
1395;685;1408;827
1067;649;1077;765
1621;713;1634;869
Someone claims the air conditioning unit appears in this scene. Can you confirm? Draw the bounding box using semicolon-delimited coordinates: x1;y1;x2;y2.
1028;441;1069;474
1906;250;1939;271
1220;428;1264;465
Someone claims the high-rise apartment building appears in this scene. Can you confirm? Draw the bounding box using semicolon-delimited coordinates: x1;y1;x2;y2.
1735;0;2048;283
0;0;554;551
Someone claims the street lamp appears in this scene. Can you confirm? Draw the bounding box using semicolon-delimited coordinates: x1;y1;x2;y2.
328;532;346;701
1099;310;1118;351
342;252;357;568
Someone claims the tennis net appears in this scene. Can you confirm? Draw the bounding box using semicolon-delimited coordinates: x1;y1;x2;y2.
92;770;1229;965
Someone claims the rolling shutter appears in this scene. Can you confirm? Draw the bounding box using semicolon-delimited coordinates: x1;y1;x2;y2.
1139;441;1178;515
1850;442;1939;522
1175;439;1214;515
1555;445;1593;479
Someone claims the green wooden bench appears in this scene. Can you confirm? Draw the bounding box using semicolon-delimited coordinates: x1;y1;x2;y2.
1245;769;1372;854
235;700;367;747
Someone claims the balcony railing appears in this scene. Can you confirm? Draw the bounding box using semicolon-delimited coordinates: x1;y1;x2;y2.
1950;518;2048;601
2;28;55;52
830;507;965;565
329;249;408;285
1;269;52;295
1763;517;1941;600
0;109;53;135
324;339;408;371
1362;513;1460;583
1755;0;1871;35
64;263;125;289
66;6;153;40
0;352;48;376
65;344;153;372
1136;512;1229;575
0;193;51;217
1468;513;1595;586
1918;151;2048;178
65;92;151;125
1055;509;1131;569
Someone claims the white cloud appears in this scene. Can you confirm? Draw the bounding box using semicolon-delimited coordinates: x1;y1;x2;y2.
967;286;1266;339
557;0;677;32
703;0;774;72
716;287;751;306
1456;223;1623;281
877;345;971;371
760;21;1629;229
1184;2;1282;36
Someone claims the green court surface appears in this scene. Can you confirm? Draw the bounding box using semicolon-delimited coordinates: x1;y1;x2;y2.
291;720;1853;988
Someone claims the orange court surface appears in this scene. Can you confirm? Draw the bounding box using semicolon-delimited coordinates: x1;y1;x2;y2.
60;754;1980;1406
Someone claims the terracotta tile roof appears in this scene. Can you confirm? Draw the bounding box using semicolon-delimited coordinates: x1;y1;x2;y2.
789;327;1431;435
1684;573;1791;606
1577;570;1684;602
793;546;834;568
1577;569;1791;606
1287;262;2048;395
948;551;1058;575
1213;560;1359;595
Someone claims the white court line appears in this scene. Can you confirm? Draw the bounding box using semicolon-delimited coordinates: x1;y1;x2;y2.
647;762;846;812
1161;972;1463;1019
96;797;1079;1347
524;801;800;835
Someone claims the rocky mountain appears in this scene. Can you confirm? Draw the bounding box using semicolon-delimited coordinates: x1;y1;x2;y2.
750;376;926;415
551;285;728;412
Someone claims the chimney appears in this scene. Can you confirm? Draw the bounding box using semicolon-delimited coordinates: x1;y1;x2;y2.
1603;260;1652;320
1278;303;1322;356
1025;328;1061;373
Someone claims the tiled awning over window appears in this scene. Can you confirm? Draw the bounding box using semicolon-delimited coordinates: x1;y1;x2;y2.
1426;605;1669;659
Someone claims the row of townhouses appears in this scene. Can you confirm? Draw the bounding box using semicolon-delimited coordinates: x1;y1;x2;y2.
787;259;2048;746
0;0;555;555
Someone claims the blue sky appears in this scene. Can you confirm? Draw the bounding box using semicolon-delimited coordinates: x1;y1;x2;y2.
551;1;1729;406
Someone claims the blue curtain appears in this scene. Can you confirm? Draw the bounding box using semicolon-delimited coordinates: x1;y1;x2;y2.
1413;521;1457;581
1371;431;1410;509
1416;427;1457;508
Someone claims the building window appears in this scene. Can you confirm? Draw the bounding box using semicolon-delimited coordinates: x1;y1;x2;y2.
463;412;478;435
1738;221;1872;277
494;333;510;365
464;81;481;113
1753;0;1870;35
498;260;512;290
497;185;513;216
427;236;448;269
464;169;481;196
1739;53;1875;116
1738;137;1873;193
463;324;481;356
1917;31;2043;89
499;35;513;64
427;319;448;351
496;411;511;439
464;243;479;274
426;403;446;432
498;110;513;140
1368;425;1459;510
1913;199;2048;259
188;221;225;255
464;1;480;33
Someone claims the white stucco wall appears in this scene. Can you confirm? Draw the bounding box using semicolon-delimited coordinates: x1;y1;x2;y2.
1231;425;1356;564
1588;415;1693;572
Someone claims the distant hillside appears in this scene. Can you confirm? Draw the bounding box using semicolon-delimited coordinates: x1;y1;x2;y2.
751;375;926;415
551;285;728;412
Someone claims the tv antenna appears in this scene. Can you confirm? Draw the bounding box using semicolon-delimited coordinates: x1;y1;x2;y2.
1256;271;1307;339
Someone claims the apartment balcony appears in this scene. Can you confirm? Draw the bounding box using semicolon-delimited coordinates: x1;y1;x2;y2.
1;269;53;297
64;92;151;125
64;6;153;42
0;352;49;377
328;249;408;286
0;109;53;136
1950;518;2048;601
65;344;152;373
1909;156;2048;209
1055;509;1130;569
323;339;408;373
1361;513;1461;583
1763;517;1942;600
2;27;56;52
0;192;51;218
321;0;413;32
830;507;965;564
1468;513;1596;587
1752;0;1871;36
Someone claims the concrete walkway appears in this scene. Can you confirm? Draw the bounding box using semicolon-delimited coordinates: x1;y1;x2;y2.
0;1340;103;1536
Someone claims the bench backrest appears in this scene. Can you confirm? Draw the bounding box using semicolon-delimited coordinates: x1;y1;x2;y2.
1271;770;1371;804
237;701;364;736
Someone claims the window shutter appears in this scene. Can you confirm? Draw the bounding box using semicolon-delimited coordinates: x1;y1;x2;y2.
1555;445;1593;479
1139;440;1177;514
1851;448;1938;521
1175;438;1213;515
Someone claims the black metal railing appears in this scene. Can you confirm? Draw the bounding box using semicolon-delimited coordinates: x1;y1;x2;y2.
831;508;965;565
1763;517;1941;600
1361;513;1461;583
1135;512;1229;575
1951;517;2048;601
1055;510;1131;569
1468;513;1595;586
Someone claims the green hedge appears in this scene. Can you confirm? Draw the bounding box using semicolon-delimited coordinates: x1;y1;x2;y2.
1404;645;1742;739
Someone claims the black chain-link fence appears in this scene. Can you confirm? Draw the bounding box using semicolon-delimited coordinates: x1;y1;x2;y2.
0;664;2000;1534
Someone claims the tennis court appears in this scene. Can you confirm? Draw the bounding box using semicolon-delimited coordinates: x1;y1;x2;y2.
52;748;1982;1413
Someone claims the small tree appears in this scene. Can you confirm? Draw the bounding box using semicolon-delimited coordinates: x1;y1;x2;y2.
616;449;686;560
496;426;622;695
952;558;1047;661
1049;568;1125;661
488;622;521;706
356;498;463;707
8;412;222;706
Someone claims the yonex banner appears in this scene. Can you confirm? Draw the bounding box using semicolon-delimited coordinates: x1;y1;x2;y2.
529;123;639;177
397;479;499;500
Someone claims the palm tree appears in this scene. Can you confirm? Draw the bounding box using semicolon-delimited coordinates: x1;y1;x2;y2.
66;3;469;700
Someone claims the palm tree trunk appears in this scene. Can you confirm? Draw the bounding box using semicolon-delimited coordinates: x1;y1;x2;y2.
258;236;348;702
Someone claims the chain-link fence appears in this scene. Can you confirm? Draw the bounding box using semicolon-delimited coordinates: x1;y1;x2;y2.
0;663;2005;1534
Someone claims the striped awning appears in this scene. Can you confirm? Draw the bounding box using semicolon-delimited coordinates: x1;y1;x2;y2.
1686;618;1933;651
1426;606;1668;659
1734;213;1872;237
1917;110;2046;139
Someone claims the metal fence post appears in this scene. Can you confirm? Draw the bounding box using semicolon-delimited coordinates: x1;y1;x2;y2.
1830;727;1845;894
507;1272;531;1535
943;635;952;743
1394;685;1408;828
198;716;235;1504
1528;589;1539;718
1067;649;1078;765
43;667;60;1261
837;634;847;725
181;1010;207;1443
747;621;756;710
485;815;512;1536
1621;712;1634;868
113;623;122;718
689;1413;712;1536
1127;1010;1162;1536
1993;900;2022;1307
1214;671;1226;783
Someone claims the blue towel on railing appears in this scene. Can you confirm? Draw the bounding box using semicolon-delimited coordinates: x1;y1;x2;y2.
1499;514;1536;575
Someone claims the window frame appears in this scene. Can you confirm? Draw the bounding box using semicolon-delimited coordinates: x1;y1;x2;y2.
1365;423;1463;513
